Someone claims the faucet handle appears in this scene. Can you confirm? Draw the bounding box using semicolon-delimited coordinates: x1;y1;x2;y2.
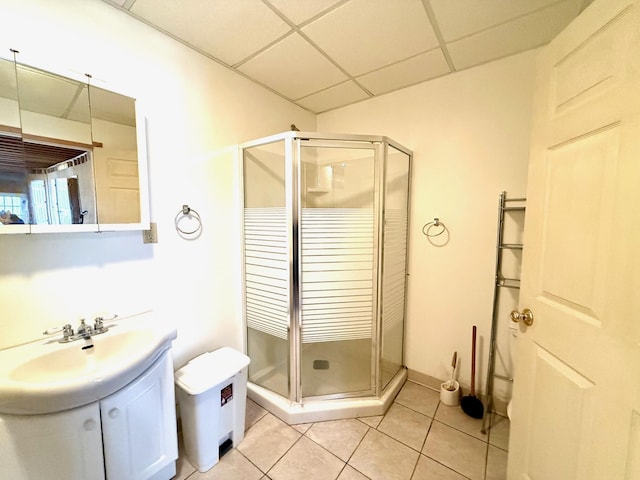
94;317;104;331
62;324;74;339
43;324;74;342
43;325;67;335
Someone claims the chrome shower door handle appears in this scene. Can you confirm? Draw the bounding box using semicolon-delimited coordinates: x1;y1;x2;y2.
510;308;534;326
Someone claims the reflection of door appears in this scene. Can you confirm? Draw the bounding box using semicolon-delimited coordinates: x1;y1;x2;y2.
508;1;640;479
67;177;81;224
94;148;139;224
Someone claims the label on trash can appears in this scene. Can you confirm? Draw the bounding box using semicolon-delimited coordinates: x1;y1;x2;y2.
221;383;233;406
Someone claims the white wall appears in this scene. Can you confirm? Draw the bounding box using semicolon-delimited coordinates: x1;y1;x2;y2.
318;50;538;401
0;0;315;366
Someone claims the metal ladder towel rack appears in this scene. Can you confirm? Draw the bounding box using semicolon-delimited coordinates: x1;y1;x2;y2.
481;191;525;435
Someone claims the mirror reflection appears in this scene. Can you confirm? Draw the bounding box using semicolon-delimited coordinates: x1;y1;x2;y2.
90;86;140;224
0;56;26;226
17;63;95;226
0;54;142;230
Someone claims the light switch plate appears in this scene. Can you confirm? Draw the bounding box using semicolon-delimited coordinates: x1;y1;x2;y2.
142;222;158;244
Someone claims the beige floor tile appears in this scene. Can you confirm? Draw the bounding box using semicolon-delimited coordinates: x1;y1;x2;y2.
246;398;268;430
237;413;301;472
358;415;383;428
377;403;431;451
434;403;484;440
485;445;508;480
337;464;370;480
190;449;263;480
306;418;369;461
268;436;345;480
488;413;510;451
349;429;419;480
422;421;487;480
411;455;467;479
292;422;312;434
394;381;439;417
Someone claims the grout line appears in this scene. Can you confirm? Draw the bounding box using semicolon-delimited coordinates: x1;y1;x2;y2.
483;432;491;480
264;432;305;476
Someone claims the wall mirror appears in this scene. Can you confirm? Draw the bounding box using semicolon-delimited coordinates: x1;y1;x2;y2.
0;52;148;234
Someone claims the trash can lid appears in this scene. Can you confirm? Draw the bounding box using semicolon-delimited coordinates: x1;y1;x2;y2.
175;347;251;395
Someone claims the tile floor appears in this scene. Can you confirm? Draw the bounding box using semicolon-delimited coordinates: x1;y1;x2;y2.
173;380;509;480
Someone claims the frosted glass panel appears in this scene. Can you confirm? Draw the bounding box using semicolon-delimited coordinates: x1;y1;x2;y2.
300;145;375;397
243;141;289;398
380;146;410;388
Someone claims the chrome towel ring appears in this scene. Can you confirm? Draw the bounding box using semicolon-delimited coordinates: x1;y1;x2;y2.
422;217;445;237
422;217;449;247
175;204;202;237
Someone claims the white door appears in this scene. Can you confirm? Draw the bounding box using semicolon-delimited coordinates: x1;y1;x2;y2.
94;148;140;224
508;0;640;478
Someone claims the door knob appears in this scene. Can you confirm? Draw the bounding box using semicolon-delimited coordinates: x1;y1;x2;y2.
510;308;534;326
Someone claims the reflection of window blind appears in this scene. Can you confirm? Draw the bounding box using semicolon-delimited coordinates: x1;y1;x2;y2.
244;208;375;343
381;209;408;332
301;209;374;343
30;180;48;224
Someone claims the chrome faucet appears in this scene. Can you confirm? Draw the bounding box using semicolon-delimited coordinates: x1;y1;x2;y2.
46;317;111;343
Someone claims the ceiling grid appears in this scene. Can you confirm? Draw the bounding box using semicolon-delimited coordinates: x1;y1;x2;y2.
103;0;592;113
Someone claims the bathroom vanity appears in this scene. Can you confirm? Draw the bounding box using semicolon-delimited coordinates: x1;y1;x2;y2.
0;312;178;480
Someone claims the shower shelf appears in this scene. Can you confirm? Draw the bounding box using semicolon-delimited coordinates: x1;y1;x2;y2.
481;191;525;435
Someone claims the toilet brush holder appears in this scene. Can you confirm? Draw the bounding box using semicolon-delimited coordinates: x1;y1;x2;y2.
440;381;460;406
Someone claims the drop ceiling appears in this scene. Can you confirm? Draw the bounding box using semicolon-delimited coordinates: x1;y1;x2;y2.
102;0;592;113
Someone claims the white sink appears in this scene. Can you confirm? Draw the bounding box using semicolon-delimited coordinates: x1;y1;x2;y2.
0;312;176;415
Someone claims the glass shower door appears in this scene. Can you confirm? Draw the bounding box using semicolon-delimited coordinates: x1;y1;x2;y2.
243;139;290;398
380;145;411;389
298;141;378;398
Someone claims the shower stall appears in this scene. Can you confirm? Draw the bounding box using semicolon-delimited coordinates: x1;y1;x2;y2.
240;131;411;424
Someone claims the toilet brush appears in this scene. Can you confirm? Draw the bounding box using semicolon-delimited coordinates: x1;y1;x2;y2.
461;325;484;419
445;352;457;391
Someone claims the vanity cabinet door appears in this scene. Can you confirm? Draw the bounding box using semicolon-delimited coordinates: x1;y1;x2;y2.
100;351;178;480
0;402;105;480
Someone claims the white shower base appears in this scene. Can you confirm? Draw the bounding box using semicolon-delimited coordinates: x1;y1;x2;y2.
247;367;407;425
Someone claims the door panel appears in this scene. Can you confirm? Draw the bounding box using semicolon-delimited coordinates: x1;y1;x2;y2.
509;0;640;478
94;149;140;224
101;352;177;480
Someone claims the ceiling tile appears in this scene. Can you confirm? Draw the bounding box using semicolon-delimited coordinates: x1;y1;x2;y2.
296;81;369;113
357;49;450;95
430;0;561;41
267;0;344;26
302;0;439;76
447;0;582;70
130;0;291;66
238;33;348;100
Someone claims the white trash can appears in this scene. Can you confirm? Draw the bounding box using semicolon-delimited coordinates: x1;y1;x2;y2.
174;347;250;472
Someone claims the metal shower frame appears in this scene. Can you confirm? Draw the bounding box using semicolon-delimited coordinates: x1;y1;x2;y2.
239;130;413;406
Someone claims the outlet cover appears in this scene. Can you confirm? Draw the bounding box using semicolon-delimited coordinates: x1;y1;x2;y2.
142;222;158;244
